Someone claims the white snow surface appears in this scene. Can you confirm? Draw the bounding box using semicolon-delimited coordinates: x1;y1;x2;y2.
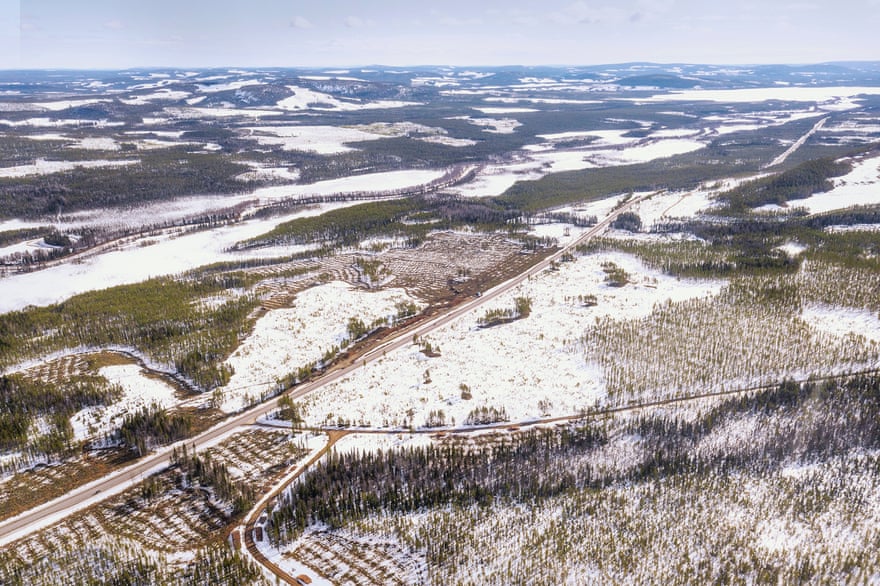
776;241;808;257
119;90;191;105
162;106;282;119
220;282;421;412
304;252;723;428
26;98;111;112
636;86;880;106
782;155;880;214
624;187;720;227
451;158;544;198
472;106;539;114
453;134;707;198
69;364;179;441
0;211;319;313
451;116;523;134
0;158;136;178
242;125;385;154
277;85;416;111
801;304;880;343
530;138;704;173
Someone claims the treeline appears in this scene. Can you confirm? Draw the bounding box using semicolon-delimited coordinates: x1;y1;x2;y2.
0;227;53;247
266;424;609;544
0;274;259;390
0;373;121;454
239;195;525;249
717;156;851;212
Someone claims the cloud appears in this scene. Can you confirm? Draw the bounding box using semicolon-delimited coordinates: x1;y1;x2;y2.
103;20;125;30
290;16;314;29
345;16;374;28
550;1;643;25
438;16;482;26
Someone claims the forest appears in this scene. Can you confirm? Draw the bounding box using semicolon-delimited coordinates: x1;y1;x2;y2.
267;374;880;584
0;273;259;391
717;156;854;212
0;149;251;218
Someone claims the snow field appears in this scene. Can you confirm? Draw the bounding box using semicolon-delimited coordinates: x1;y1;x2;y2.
219;281;422;412
0;158;137;178
635;85;880;106
783;154;880;214
242;125;388;154
454;131;708;197
801;303;880;343
70;364;179;441
235;165;301;183
448;116;523;134
302;252;723;429
276;85;417;111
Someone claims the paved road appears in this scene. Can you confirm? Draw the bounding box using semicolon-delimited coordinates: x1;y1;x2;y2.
0;192;648;546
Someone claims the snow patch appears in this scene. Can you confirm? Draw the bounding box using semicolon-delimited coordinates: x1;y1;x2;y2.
801;303;880;343
220;282;421;412
70;364;179;442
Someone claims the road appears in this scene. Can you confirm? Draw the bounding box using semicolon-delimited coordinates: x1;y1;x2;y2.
0;191;649;547
764;116;828;168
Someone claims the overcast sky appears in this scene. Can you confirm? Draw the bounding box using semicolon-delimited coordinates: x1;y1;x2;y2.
2;0;879;69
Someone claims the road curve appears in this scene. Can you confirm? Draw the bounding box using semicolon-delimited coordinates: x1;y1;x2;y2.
0;191;650;546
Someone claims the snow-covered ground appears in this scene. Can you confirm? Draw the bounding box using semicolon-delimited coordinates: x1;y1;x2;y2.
302;252;724;428
775;155;880;214
235;164;301;183
452;132;709;199
0;167;450;312
219;281;422;412
624;187;720;226
277;85;417;111
451;158;544;198
0;158;136;178
0;238;62;260
162;106;282;119
801;303;880;343
449;116;523;134
241;125;386;154
635;86;880;108
69;364;179;441
0;210;317;313
471;106;539;114
529;137;704;173
119;90;191;105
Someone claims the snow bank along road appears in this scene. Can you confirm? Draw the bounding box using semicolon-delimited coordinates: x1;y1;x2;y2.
0;192;651;547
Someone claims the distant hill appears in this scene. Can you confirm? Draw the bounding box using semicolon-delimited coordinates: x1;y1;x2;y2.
615;74;702;89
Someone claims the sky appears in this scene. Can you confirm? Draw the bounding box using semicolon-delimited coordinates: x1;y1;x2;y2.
2;0;879;69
